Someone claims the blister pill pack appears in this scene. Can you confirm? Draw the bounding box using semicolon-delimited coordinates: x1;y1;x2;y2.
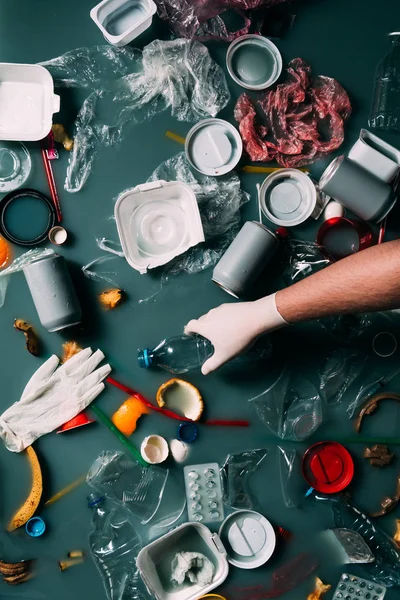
333;573;386;600
183;463;224;525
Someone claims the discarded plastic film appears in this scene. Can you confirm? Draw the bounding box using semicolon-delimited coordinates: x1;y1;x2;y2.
347;366;400;418
221;449;268;510
277;446;305;508
319;349;366;405
42;41;230;192
87;451;169;524
235;58;351;168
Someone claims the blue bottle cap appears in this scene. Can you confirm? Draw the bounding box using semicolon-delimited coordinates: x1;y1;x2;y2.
138;348;152;368
178;422;198;443
87;493;105;508
25;516;46;537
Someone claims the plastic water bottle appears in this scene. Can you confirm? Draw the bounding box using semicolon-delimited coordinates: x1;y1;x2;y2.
369;32;400;132
88;493;144;600
138;334;272;374
138;334;214;374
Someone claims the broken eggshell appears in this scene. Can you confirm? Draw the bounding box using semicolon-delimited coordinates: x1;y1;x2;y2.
169;439;189;463
141;435;169;464
156;378;203;421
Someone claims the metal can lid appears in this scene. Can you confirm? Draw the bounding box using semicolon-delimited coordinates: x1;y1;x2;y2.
302;441;354;494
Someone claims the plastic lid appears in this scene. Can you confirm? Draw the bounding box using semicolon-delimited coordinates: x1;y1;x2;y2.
0;142;31;192
226;35;282;91
25;516;46;537
185;119;243;176
178;422;198;443
302;442;354;494
218;510;276;569
138;348;152;368
260;169;317;226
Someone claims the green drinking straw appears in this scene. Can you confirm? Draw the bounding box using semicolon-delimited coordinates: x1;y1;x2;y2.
90;404;148;467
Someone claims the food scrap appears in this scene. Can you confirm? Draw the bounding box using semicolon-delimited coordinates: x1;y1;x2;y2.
61;341;82;363
364;444;393;467
156;378;204;421
52;123;74;151
14;319;40;357
7;446;43;532
58;557;84;571
0;559;32;585
68;550;84;559
0;237;11;269
369;474;400;517
234;58;351;168
99;288;125;310
112;397;150;436
306;577;331;600
394;520;400;546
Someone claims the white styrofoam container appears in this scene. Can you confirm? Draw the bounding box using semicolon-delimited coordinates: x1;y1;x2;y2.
90;0;157;47
0;64;60;141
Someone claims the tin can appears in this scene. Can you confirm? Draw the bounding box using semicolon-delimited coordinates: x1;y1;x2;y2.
212;221;279;298
319;156;395;222
23;253;82;332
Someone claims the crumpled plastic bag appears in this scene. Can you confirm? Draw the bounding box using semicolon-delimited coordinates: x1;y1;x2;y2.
41;40;230;192
318;349;368;405
221;448;268;509
154;0;289;41
235;57;352;168
87;152;249;285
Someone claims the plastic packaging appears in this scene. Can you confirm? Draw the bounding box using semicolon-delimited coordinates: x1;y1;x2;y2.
277;446;304;509
221;449;268;510
154;0;292;42
319;350;366;405
0;247;54;308
326;529;375;564
314;493;400;587
332;573;386;600
88;493;146;600
184;463;224;524
41;41;230;192
347;366;400;418
90;0;157;47
369;33;400;132
249;368;323;441
87;451;169;524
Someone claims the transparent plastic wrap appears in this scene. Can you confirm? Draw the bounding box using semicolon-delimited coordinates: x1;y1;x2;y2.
221;448;268;510
277;446;305;508
88;152;249;284
249;367;323;441
87;451;169;524
41;41;230;192
314;493;400;588
154;0;290;42
318;349;367;405
0;248;54;308
347;366;400;418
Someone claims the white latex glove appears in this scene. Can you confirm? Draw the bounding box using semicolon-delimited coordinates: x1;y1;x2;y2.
184;293;288;375
0;348;111;452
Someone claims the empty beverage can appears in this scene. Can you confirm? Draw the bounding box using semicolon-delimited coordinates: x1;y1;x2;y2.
212;221;279;298
23;253;82;332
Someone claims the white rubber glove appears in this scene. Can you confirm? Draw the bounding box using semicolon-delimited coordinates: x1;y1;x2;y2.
0;348;111;452
184;293;288;375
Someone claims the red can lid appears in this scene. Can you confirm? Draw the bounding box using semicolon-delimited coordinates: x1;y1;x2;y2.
302;441;354;494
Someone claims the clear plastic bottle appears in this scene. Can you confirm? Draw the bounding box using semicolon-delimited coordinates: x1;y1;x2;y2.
138;334;214;374
369;32;400;132
88;493;144;600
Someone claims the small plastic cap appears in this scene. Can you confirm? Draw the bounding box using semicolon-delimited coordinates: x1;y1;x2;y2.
178;422;198;443
87;493;104;508
137;348;152;368
25;516;46;537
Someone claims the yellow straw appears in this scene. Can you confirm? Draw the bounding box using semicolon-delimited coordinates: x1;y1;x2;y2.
165;130;186;145
44;475;86;507
241;165;309;174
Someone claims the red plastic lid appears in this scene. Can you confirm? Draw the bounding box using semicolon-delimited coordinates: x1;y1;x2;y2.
302;441;354;494
57;412;95;433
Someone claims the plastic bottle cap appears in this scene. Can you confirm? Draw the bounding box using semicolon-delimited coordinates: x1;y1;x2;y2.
302;441;354;494
25;516;46;537
138;348;152;368
177;422;198;443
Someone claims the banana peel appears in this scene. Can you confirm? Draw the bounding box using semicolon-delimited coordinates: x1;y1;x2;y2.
0;560;32;585
7;446;43;532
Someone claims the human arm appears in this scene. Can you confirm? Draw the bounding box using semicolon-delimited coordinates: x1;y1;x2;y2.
185;240;400;374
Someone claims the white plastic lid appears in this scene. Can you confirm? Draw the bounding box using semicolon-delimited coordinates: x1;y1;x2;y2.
260;169;317;226
115;180;205;273
185;119;243;176
218;510;276;569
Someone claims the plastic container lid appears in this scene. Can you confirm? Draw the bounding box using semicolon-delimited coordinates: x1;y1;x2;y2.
185;119;243;176
226;34;282;90
218;510;276;569
25;516;46;537
115;180;205;273
260;169;317;226
0;142;31;192
302;441;354;494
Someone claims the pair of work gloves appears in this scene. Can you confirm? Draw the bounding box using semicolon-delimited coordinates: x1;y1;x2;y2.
0;348;111;452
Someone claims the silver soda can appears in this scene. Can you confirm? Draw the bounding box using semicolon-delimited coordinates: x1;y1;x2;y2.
23;253;82;332
212;221;280;298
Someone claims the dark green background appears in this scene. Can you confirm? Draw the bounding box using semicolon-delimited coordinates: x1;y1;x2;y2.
1;0;400;598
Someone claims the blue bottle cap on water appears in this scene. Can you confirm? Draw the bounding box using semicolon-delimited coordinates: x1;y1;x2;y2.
25;516;46;537
138;348;152;368
178;422;198;443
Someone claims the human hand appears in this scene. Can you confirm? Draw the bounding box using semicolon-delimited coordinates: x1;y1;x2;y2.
184;293;287;375
0;348;111;452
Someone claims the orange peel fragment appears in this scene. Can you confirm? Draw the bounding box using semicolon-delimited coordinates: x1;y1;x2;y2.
156;378;203;421
112;397;150;436
307;577;331;600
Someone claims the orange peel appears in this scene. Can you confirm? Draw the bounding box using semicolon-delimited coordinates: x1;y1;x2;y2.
112;397;150;436
307;577;331;600
156;378;203;421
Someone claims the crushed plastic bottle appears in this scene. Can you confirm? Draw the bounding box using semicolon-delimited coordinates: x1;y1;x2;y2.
88;493;146;600
369;32;400;132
